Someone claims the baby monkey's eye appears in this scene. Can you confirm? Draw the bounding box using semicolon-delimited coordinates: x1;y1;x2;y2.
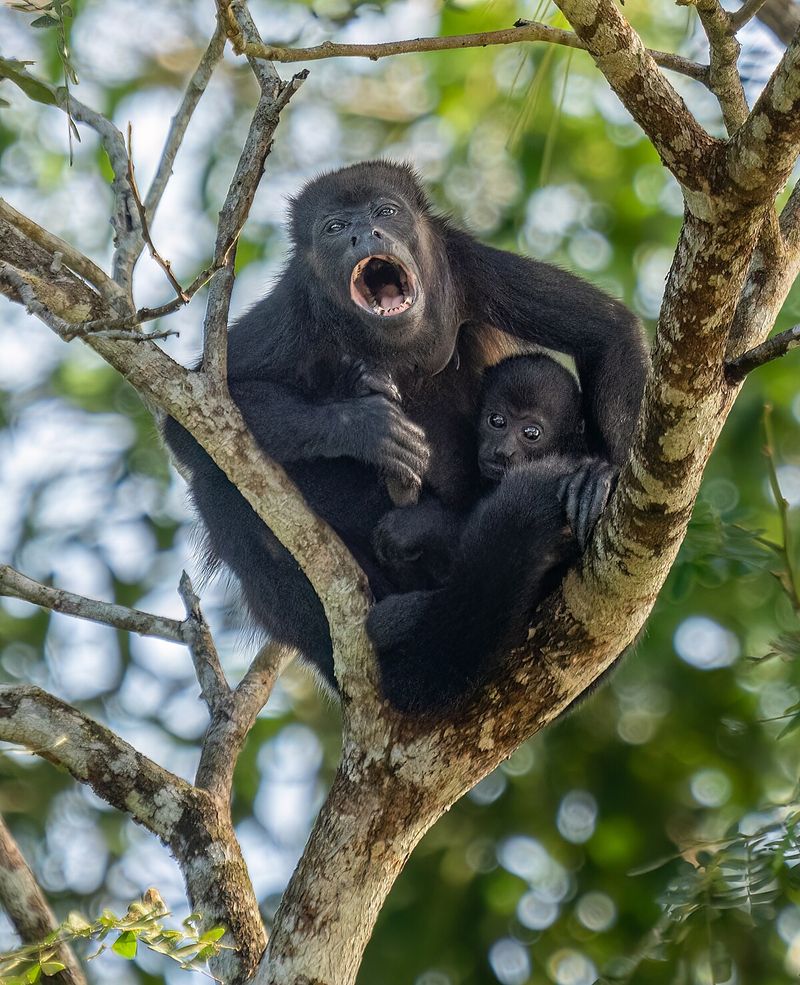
522;425;542;441
327;220;347;233
487;413;506;429
376;206;397;217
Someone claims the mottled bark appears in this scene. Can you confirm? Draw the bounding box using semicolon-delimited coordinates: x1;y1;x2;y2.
2;2;800;983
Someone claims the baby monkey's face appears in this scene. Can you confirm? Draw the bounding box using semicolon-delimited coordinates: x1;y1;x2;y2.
477;395;583;481
477;399;551;480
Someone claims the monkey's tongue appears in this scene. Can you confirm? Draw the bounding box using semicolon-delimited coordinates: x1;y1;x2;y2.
378;288;405;309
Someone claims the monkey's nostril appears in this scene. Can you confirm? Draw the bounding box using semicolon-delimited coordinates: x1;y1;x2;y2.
372;228;382;239
351;236;357;247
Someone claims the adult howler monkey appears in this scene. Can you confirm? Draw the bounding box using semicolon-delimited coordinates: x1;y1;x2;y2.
164;161;649;703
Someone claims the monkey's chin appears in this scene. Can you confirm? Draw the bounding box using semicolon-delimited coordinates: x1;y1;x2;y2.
350;254;418;318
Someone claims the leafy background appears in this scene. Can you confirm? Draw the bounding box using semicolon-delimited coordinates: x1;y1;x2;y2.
1;1;800;983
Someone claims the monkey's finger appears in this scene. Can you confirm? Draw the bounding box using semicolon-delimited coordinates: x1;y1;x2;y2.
387;476;421;507
363;373;402;404
576;471;612;549
565;467;593;539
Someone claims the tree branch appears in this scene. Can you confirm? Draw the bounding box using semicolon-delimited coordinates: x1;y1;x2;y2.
730;0;770;31
194;641;295;799
0;564;186;642
0;815;87;985
725;323;800;379
723;29;800;205
143;21;227;219
0;686;191;840
178;571;230;712
755;0;800;44
695;0;750;134
236;21;709;84
552;0;718;190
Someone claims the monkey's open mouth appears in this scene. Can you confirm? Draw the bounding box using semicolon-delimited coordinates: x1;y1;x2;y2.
350;255;416;317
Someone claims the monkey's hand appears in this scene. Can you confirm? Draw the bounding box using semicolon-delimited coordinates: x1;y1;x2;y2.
337;393;430;492
373;508;431;567
333;356;401;404
558;458;617;550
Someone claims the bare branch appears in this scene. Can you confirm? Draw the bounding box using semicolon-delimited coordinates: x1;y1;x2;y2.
178;571;230;712
51;93;141;295
0;199;124;304
0;563;185;642
222;0;283;91
725;323;800;380
195;641;295;799
552;0;718;190
755;0;800;42
126;125;190;304
723;30;800;205
201;69;309;382
0;686;191;840
730;0;770;31
236;20;709;84
144;21;227;218
695;0;750;134
202;11;306;385
0;815;87;985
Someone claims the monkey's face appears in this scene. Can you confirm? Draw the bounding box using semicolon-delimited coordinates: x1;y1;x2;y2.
290;164;439;363
312;197;424;328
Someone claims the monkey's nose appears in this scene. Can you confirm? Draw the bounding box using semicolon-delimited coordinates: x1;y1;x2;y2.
494;449;515;464
371;228;383;239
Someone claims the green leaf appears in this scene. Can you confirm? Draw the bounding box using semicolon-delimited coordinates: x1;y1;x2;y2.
25;964;41;984
0;58;56;105
40;961;66;977
199;926;226;943
30;14;59;28
112;931;138;960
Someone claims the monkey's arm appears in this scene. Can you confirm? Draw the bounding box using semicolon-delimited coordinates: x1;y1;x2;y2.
164;378;429;492
367;456;580;713
372;496;466;589
452;236;649;467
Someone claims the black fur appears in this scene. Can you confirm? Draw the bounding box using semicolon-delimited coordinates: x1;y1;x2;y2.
163;161;648;699
373;353;588;588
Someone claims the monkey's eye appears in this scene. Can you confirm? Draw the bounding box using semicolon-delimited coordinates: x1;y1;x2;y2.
376;206;397;217
326;220;347;234
487;413;506;429
522;425;542;441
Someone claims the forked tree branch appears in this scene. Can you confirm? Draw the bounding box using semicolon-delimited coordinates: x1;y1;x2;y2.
0;816;87;985
552;0;719;190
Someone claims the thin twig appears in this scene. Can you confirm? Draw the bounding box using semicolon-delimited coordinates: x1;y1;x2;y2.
144;21;228;218
127;124;189;304
0;264;176;342
201;69;309;383
237;21;709;84
0;816;87;985
726;324;800;381
178;571;230;713
762;405;800;611
730;0;770;31
224;0;282;92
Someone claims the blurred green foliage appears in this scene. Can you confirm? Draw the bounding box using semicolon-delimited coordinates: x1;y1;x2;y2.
1;1;799;984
